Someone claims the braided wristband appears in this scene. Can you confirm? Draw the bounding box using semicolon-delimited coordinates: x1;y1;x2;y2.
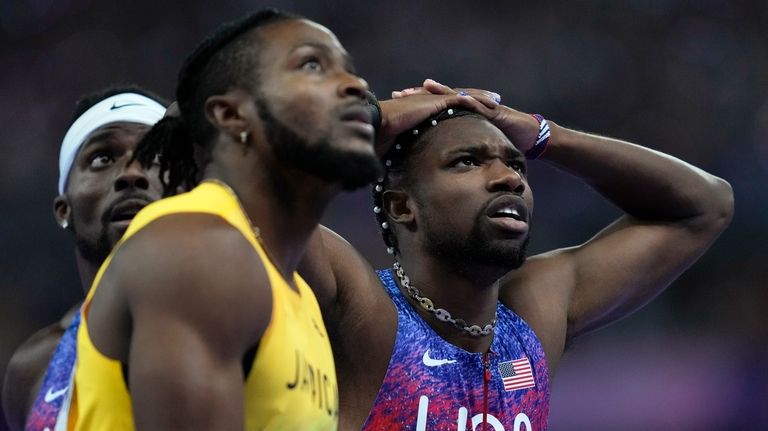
526;114;551;160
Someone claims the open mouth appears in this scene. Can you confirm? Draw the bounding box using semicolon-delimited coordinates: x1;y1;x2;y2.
489;206;525;221
108;198;151;227
485;196;529;234
340;103;373;124
340;104;375;139
111;210;139;223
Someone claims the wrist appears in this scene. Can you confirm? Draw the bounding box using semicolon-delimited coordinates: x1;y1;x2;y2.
525;114;551;160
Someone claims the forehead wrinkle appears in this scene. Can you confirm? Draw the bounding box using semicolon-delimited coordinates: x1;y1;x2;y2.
289;41;331;55
77;123;146;159
442;139;522;160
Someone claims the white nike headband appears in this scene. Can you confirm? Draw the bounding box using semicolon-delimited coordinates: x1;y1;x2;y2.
58;92;166;194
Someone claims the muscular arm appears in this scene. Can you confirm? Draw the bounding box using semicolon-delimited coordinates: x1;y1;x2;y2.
2;306;79;431
504;121;733;355
392;79;733;377
543;124;732;333
95;214;271;431
3;326;62;431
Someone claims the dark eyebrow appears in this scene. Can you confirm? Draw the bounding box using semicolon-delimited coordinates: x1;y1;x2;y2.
80;129;118;151
445;143;523;159
76;125;133;159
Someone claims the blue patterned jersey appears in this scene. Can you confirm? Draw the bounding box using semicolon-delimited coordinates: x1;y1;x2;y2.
25;310;80;431
362;269;550;431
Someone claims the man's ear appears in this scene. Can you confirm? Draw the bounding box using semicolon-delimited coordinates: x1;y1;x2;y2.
203;89;255;139
53;195;71;230
382;189;416;227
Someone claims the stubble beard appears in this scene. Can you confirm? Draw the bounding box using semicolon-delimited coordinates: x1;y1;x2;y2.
72;221;112;266
256;99;382;191
421;208;530;274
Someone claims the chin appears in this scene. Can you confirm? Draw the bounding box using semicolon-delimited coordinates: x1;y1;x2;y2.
475;237;529;271
332;136;376;156
108;225;129;245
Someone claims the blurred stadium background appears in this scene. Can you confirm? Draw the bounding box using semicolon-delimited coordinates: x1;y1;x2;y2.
0;1;765;430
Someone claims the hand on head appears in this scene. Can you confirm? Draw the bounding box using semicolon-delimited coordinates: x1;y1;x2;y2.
375;87;497;156
392;78;501;108
391;79;541;154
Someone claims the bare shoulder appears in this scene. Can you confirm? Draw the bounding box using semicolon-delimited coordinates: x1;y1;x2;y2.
90;212;273;429
303;227;397;431
498;249;577;373
302;225;396;363
99;212;273;354
301;226;393;318
2;321;67;431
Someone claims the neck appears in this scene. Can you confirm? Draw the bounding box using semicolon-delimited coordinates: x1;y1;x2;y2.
394;248;503;352
203;147;339;281
74;249;102;295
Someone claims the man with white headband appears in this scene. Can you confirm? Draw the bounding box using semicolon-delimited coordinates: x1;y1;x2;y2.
2;86;167;431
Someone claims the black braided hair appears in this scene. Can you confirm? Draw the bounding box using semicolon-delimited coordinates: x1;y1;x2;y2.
134;8;300;195
372;108;484;256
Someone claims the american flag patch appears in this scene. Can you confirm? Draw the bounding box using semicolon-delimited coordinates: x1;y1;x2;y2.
498;357;536;392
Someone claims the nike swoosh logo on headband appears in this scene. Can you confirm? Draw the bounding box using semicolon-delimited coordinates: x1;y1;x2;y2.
110;102;144;110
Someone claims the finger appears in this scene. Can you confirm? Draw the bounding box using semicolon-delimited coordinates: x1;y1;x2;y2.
392;87;430;98
468;91;501;109
451;88;500;109
422;79;456;95
450;93;498;118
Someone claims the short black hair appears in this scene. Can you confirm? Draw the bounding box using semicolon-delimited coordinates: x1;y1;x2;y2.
373;109;485;256
135;8;300;195
68;85;168;128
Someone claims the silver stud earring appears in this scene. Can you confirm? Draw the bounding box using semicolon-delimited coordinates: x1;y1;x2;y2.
240;131;248;144
60;220;69;229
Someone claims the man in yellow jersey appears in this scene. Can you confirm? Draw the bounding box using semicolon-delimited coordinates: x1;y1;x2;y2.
2;86;167;431
68;9;483;431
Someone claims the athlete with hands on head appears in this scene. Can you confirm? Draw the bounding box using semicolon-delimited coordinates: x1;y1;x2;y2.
300;78;734;430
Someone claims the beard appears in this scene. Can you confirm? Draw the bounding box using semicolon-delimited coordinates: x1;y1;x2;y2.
421;208;530;273
257;100;382;191
73;222;112;265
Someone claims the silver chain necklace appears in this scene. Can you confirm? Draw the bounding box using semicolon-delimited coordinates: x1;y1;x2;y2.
393;262;496;337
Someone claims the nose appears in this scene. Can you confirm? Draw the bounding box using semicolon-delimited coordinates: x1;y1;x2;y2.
114;156;150;191
487;159;526;195
337;72;369;100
